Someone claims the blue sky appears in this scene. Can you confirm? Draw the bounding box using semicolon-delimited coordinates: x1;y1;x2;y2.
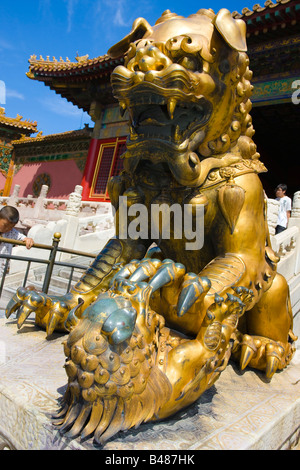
0;0;251;136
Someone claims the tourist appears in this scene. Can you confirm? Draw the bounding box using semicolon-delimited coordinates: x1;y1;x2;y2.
275;184;292;234
0;205;34;275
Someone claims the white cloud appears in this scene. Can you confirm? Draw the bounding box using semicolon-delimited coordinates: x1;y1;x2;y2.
113;0;128;27
6;88;25;100
42;96;82;118
99;0;132;27
0;81;5;104
0;38;14;51
39;0;78;33
65;0;79;33
38;0;51;17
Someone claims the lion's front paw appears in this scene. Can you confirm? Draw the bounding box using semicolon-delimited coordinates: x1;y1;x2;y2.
5;286;76;337
232;332;296;378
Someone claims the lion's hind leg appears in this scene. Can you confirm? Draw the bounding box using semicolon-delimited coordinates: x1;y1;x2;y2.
232;273;297;378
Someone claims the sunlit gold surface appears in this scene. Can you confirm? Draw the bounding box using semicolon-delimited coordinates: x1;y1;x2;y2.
6;7;296;444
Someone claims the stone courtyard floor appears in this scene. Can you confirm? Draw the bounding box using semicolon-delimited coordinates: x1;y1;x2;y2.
0;311;299;450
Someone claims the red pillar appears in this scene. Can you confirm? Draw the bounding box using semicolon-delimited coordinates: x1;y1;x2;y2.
81;138;100;200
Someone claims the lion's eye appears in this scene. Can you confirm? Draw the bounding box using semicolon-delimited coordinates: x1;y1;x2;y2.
177;56;199;71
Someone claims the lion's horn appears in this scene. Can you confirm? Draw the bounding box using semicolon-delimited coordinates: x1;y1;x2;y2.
108;17;153;58
214;9;247;52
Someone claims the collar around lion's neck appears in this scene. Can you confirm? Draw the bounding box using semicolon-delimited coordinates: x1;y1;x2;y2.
130;156;267;194
201;157;267;191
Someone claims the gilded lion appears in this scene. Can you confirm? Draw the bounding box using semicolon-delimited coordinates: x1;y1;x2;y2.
7;8;296;445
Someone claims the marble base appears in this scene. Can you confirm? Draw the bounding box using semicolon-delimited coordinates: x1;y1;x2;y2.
0;318;299;451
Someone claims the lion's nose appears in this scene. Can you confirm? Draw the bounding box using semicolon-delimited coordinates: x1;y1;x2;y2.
128;45;172;73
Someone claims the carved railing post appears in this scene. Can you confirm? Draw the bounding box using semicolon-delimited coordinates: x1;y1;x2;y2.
292;191;300;218
66;185;83;216
7;184;20;207
59;185;83;259
33;184;49;219
267;198;280;236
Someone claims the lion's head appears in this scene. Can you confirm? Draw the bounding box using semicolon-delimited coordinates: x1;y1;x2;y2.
108;8;259;187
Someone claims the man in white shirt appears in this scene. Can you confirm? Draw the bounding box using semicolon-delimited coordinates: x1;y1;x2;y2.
0;206;34;276
275;184;292;234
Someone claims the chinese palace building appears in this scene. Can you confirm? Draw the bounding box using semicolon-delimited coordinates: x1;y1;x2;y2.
11;125;93;198
0;108;37;196
3;0;300;201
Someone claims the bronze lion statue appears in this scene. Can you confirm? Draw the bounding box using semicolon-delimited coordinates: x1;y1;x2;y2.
6;8;297;445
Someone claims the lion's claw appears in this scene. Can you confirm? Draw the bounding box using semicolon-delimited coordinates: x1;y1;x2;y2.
127;258;163;283
265;342;285;378
232;286;254;307
177;274;211;317
6;287;51;328
46;300;71;337
112;258;186;296
238;334;262;370
65;298;85;331
234;333;289;378
5;286;74;336
112;257;213;318
148;260;186;292
5;287;34;319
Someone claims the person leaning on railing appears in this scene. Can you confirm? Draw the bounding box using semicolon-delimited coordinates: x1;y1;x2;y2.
0;205;34;275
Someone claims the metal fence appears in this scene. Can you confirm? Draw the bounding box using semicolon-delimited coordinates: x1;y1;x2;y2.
0;232;96;297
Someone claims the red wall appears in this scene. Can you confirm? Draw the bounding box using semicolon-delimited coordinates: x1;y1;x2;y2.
12;160;83;198
0;172;6;192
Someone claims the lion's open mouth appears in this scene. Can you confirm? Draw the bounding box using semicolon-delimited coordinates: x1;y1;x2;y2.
111;64;212;150
127;91;211;147
112;70;213;186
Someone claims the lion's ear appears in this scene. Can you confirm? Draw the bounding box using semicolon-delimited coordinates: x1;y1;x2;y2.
213;9;247;52
108;18;153;58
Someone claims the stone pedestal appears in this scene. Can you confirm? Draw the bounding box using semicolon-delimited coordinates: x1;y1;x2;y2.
0;318;299;450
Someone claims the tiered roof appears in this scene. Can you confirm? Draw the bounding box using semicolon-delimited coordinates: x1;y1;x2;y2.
27;53;121;79
27;54;123;113
12;126;92;145
12;125;93;161
233;0;300;42
0;107;38;136
26;0;299;112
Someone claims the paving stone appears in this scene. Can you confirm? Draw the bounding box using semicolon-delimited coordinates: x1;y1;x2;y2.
0;318;299;450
